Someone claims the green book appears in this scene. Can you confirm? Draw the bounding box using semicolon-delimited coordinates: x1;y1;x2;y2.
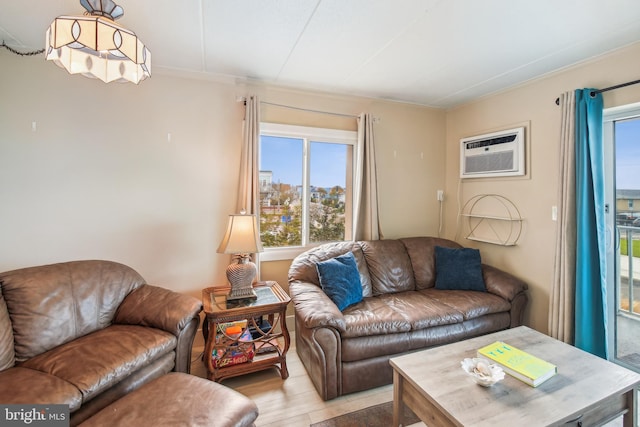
477;341;557;387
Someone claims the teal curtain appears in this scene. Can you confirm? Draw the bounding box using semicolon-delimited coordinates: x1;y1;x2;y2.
574;88;607;358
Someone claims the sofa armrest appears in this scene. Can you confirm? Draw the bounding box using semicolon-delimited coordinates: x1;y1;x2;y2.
114;284;202;373
482;264;528;301
114;284;202;336
289;281;347;332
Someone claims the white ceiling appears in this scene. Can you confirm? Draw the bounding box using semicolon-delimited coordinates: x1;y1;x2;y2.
2;0;640;108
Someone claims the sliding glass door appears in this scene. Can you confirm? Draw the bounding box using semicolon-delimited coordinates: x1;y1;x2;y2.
605;103;640;372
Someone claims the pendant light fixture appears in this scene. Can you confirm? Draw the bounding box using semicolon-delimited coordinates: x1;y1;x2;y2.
45;0;150;84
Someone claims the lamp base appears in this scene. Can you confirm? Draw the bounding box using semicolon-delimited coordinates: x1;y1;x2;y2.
226;257;258;301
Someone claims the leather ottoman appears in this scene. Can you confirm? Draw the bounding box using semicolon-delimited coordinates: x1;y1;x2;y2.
79;372;258;427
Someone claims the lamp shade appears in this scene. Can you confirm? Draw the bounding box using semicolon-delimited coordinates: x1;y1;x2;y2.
217;213;263;255
45;0;150;84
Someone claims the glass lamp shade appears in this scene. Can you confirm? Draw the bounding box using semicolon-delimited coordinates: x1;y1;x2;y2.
45;14;151;84
217;213;263;300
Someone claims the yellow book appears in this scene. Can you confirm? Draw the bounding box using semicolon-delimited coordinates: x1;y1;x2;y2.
477;341;557;387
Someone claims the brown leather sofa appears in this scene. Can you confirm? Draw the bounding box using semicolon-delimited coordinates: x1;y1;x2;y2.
0;260;203;425
289;237;528;400
79;373;259;427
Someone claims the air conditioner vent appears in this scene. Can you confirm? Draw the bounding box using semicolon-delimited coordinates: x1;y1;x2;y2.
460;127;525;178
465;134;517;149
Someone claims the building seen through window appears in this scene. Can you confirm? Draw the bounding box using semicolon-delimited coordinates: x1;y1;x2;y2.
259;123;356;251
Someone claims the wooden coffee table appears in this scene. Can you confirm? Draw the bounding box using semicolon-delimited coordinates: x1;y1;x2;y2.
390;326;640;427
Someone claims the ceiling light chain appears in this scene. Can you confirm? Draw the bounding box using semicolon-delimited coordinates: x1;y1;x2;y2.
1;41;44;57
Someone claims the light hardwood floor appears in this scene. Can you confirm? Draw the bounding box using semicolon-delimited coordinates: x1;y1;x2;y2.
190;335;624;427
190;334;424;427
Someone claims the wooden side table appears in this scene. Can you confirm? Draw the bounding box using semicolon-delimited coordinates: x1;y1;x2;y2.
202;281;291;382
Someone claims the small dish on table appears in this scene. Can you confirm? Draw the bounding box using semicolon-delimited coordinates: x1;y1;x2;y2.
461;357;505;387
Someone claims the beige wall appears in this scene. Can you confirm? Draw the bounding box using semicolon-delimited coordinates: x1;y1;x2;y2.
444;42;640;333
0;53;444;307
4;42;640;335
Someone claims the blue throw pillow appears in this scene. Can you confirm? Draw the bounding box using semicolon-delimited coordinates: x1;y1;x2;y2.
434;246;486;292
316;252;363;311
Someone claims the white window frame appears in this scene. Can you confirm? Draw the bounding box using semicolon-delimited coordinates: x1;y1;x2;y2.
259;122;357;261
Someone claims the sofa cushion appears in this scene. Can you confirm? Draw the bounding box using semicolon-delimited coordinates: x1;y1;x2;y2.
341;290;464;338
22;324;176;402
421;288;511;320
340;313;511;364
400;237;462;290
0;367;83;411
317;252;363;311
0;288;15;370
360;240;415;295
80;373;259;427
0;260;145;362
434;246;486;291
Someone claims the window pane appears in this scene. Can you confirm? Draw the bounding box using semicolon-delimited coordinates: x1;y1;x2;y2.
612;115;640;372
309;141;349;243
259;135;303;247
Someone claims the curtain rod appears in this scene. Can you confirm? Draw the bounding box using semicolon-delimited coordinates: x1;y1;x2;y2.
259;100;359;119
554;78;640;105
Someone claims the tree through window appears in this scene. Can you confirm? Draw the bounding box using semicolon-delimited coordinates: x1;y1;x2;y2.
259;123;356;252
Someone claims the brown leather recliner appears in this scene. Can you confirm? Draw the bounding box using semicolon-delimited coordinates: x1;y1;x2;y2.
0;260;203;426
289;237;528;400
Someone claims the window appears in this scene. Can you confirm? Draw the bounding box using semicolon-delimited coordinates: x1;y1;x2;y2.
259;123;357;260
603;102;640;372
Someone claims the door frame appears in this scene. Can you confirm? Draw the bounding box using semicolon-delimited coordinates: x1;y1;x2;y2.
603;101;640;367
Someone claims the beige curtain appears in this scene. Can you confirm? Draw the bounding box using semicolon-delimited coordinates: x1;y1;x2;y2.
236;95;261;276
549;91;576;343
236;95;260;215
353;113;383;241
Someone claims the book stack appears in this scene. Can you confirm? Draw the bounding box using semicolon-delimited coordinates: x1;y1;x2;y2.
477;341;557;387
212;320;255;368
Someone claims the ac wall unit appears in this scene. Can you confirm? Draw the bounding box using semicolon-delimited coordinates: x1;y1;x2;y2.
460;127;525;178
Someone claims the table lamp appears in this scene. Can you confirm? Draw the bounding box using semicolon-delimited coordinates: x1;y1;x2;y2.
217;211;263;300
